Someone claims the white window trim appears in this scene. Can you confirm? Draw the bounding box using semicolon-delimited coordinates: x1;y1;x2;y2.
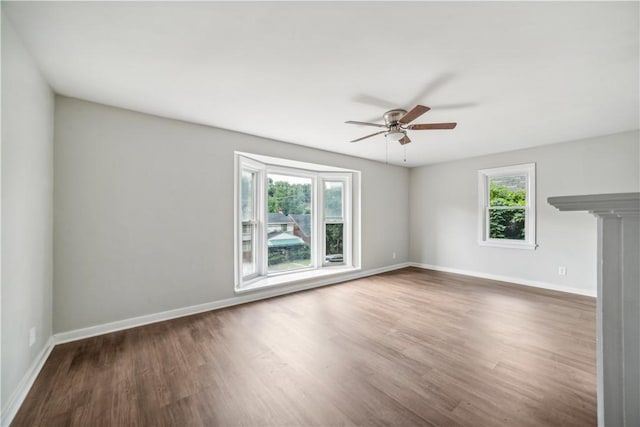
238;157;266;281
234;152;361;292
477;163;537;250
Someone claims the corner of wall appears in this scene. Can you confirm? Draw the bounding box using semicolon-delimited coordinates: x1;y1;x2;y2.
1;12;55;425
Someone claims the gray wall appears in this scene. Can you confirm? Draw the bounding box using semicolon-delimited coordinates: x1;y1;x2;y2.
1;15;54;409
53;97;410;333
409;131;640;295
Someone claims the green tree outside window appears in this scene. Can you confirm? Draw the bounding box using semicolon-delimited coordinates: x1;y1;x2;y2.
489;182;526;240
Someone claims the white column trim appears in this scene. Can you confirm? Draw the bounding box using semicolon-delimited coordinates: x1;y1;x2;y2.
549;192;640;427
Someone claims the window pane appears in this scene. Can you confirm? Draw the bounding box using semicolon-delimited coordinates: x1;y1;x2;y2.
242;223;256;276
489;175;526;207
267;174;312;272
489;208;526;240
325;223;344;264
241;171;254;221
324;181;343;219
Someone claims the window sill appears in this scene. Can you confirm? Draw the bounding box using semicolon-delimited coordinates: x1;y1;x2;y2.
235;266;361;294
478;240;538;250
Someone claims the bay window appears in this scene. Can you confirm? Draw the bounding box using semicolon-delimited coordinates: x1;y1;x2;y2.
235;153;360;291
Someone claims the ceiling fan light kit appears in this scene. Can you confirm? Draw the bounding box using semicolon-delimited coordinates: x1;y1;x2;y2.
346;104;457;145
385;129;406;143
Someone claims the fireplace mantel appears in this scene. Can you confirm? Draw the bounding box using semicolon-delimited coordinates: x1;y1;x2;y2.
548;192;640;216
549;192;639;427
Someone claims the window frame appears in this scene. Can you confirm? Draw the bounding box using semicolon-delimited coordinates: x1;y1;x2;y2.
238;157;266;281
477;163;537;250
319;175;352;268
265;166;317;276
234;153;360;292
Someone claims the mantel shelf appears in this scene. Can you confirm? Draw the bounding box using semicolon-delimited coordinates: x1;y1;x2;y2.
548;192;640;216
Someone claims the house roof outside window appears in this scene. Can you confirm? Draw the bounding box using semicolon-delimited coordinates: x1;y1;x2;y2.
268;212;294;224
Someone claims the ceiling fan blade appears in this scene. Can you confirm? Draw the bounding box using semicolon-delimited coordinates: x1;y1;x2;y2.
399;135;411;145
408;122;457;130
430;102;477;110
352;94;397;110
407;73;456;107
399;105;431;124
345;120;387;128
350;130;386;143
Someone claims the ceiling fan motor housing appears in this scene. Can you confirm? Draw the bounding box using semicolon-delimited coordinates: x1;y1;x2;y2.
383;109;408;126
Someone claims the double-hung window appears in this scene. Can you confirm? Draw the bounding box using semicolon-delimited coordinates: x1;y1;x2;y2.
235;153;360;291
240;159;263;279
322;179;349;266
478;163;536;249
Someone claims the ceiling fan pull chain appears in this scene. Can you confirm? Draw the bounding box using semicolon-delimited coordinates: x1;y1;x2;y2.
404;145;407;163
386;140;389;164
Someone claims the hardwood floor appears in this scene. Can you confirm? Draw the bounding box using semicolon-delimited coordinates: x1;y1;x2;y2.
12;267;596;426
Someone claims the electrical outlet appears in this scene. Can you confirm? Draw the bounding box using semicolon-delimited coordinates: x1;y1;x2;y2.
558;266;567;276
29;327;36;347
392;252;397;259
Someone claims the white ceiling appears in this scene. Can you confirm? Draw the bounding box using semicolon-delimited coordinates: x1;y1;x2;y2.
4;1;639;167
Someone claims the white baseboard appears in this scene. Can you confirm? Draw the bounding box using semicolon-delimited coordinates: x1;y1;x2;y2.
1;336;55;427
410;262;596;297
54;262;412;345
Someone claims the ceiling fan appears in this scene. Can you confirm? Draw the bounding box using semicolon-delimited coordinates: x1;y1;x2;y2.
346;105;457;145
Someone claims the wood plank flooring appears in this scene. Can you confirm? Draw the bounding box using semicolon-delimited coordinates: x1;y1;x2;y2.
12;267;597;426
